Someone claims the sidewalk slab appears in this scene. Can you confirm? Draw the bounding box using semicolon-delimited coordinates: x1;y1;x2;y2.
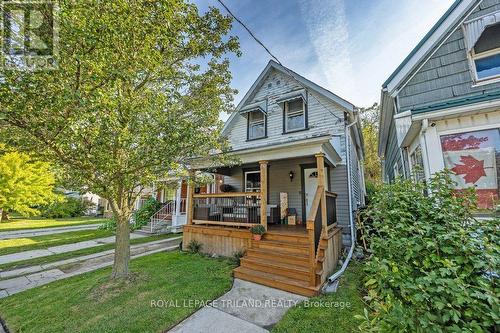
0;231;147;265
0;224;102;240
169;306;268;333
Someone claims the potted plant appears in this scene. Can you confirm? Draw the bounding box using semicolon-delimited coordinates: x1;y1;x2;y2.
250;225;266;241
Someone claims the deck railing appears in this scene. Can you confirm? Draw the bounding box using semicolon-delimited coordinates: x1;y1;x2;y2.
325;191;338;228
191;192;261;227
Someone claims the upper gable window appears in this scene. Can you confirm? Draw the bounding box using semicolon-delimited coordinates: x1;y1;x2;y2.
247;111;266;140
284;99;306;132
472;23;500;81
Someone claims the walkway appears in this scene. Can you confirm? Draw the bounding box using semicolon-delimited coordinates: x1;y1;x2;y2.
0;232;146;265
0;223;102;240
0;236;182;297
169;279;307;333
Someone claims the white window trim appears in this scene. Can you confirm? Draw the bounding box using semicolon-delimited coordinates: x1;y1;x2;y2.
284;99;306;133
244;170;261;192
247;111;266;140
469;45;500;85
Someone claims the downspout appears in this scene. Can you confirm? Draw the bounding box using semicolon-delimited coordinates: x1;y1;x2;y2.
324;118;358;287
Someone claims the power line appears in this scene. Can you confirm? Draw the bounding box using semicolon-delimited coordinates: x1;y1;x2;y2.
216;0;345;124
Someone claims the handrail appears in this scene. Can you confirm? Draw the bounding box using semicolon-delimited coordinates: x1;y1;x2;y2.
306;186;323;222
193;192;261;198
325;191;337;197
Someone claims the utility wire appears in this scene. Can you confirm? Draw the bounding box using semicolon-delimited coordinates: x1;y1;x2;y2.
216;0;346;124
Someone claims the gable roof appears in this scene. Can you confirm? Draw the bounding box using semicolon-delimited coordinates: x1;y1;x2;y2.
383;0;480;94
222;60;354;135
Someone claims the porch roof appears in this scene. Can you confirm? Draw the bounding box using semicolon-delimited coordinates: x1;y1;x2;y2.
192;135;342;170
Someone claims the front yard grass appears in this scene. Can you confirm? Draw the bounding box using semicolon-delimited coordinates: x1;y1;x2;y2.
0;216;108;232
272;261;365;333
0;251;234;333
0;229;114;256
0;233;181;272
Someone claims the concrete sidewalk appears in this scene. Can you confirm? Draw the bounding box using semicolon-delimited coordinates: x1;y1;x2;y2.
0;223;102;240
169;279;307;333
0;236;182;297
0;232;146;265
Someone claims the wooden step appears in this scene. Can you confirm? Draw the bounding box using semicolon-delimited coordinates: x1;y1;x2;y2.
263;232;309;245
251;240;310;255
234;266;320;297
240;257;310;281
245;249;310;268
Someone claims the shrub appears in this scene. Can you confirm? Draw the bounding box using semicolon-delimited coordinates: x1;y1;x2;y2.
250;225;266;235
132;198;162;230
231;249;246;266
187;240;202;254
41;197;94;218
98;218;117;231
362;171;499;332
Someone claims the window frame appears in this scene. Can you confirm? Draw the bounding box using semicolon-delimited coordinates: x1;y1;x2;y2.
469;32;500;85
283;98;308;134
246;110;266;141
244;170;261;192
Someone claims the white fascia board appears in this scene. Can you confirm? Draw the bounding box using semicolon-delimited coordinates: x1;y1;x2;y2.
386;0;477;95
412;98;500;121
378;90;394;158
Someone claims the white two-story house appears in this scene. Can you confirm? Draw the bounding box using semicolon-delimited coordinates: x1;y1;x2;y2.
181;60;366;296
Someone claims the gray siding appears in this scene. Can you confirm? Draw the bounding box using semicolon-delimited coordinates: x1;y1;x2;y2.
383;118;403;182
398;1;500;112
225;68;347;160
330;164;351;246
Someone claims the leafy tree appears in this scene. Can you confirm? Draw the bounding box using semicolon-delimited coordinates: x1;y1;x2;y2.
0;152;58;221
0;0;239;278
359;103;381;185
361;171;499;332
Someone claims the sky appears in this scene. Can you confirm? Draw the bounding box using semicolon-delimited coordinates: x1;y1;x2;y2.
194;0;455;116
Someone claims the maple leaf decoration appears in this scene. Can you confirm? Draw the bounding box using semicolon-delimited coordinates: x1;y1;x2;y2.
451;155;486;184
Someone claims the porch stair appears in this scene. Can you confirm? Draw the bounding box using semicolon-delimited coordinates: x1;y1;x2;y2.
234;231;322;297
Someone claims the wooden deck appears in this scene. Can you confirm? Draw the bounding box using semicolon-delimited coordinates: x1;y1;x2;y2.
183;223;342;297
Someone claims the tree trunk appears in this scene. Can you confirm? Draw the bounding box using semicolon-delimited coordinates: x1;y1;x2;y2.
2;210;8;221
111;211;131;279
0;209;3;223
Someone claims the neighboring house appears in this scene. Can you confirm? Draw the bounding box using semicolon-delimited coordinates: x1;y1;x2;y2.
182;60;366;296
379;0;500;211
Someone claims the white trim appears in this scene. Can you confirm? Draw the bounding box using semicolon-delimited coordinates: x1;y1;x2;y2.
412;98;500;121
244;170;261;192
438;122;500;136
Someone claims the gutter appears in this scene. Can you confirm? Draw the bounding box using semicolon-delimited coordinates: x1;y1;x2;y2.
323;118;358;290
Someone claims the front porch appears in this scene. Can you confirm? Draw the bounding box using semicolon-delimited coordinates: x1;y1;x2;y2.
183;151;344;296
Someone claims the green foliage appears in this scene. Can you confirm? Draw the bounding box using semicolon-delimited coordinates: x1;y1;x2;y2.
187;240;202;254
0;152;59;218
363;171;499;332
359;104;381;184
250;225;266;235
132;198;162;230
231;249;246;266
41;197;94;218
0;0;240;274
98;218;117;232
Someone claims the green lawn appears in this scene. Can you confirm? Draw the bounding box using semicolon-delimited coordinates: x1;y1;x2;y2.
272;261;366;333
0;216;108;232
0;233;181;272
0;229;114;256
0;251;234;333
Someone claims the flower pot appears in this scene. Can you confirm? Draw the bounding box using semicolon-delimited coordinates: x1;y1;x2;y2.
252;234;262;241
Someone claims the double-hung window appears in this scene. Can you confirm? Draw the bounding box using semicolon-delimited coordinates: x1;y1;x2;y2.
247;111;265;140
471;23;500;82
284;99;306;132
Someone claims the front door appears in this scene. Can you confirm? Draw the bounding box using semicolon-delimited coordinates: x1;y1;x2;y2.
303;168;328;218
